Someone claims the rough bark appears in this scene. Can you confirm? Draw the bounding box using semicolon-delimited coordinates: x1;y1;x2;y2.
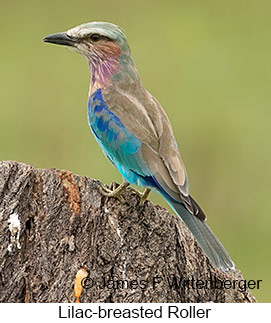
0;161;255;303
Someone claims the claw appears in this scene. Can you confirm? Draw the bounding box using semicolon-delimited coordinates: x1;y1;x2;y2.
99;181;129;204
100;183;115;194
129;187;151;206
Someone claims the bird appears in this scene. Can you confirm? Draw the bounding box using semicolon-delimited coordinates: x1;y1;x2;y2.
43;21;235;272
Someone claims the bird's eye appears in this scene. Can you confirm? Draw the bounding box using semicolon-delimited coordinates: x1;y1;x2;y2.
90;34;100;42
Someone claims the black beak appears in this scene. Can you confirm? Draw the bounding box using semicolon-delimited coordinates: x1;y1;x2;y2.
43;32;77;47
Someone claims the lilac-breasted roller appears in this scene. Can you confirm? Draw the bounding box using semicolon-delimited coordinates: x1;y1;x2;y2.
44;22;235;271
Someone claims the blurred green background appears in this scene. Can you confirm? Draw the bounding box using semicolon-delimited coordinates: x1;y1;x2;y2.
1;0;270;302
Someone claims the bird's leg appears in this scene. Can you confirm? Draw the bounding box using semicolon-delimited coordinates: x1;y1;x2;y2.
139;188;151;206
99;181;130;204
129;187;151;206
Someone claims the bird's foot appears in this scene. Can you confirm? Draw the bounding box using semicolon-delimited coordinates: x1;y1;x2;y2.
99;181;129;204
129;187;151;206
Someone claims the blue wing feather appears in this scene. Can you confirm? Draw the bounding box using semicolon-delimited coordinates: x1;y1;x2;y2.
88;89;153;186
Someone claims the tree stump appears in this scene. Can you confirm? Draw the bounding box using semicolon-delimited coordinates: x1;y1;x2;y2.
0;161;255;302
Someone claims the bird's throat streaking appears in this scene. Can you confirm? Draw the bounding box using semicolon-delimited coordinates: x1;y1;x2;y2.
89;56;120;94
88;53;138;95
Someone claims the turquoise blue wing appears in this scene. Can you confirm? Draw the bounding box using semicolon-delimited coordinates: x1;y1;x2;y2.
88;89;152;186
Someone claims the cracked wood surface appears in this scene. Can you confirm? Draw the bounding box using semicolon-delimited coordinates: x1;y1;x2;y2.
0;161;255;302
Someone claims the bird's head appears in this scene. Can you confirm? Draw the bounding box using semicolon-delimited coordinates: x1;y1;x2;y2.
44;22;130;61
44;22;135;90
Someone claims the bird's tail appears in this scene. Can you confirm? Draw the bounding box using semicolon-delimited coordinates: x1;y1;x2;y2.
165;198;235;272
